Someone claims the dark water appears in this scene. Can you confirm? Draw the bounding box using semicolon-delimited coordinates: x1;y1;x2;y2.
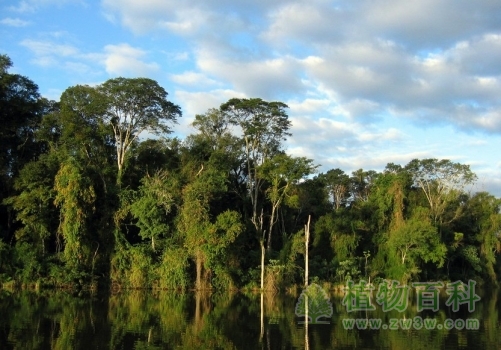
0;285;499;349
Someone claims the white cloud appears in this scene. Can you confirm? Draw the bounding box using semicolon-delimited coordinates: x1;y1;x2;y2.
0;17;30;27
102;0;211;35
196;49;306;99
175;89;246;118
170;71;221;88
173;89;246;137
20;39;79;58
102;44;159;76
8;0;84;13
19;39;161;81
474;173;501;197
10;0;501;198
358;128;404;142
263;2;347;45
96;0;501;148
167;51;189;61
286;98;331;115
364;0;501;49
8;1;36;13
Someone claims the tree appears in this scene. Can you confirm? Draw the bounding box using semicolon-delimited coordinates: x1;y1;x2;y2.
220;98;291;290
0;54;44;177
125;138;181;187
405;158;477;225
177;166;242;290
54;157;96;271
318;168;350;210
350;169;379;203
98;78;181;184
191;108;235;150
190;108;245;206
3;153;60;256
459;192;501;282
129;170;178;251
369;169;411;233
387;208;447;280
220;98;291;235
58;85;116;194
259;154;317;250
0;54;47;241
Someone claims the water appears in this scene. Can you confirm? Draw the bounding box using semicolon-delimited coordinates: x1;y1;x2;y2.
0;286;499;349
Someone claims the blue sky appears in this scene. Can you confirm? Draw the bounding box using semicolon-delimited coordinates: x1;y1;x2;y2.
1;0;501;196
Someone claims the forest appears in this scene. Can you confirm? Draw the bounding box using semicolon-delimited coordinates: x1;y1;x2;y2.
1;53;501;292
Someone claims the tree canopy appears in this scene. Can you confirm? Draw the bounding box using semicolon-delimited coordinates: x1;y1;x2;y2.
1;53;501;291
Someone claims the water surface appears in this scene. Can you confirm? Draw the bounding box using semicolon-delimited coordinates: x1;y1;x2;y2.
0;286;499;349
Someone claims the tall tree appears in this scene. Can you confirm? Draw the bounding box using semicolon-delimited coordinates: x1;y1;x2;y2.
129;169;178;251
98;78;182;184
0;54;43;177
259;154;317;250
318;168;350;210
350;169;379;203
458;192;501;282
191;108;235;150
220;98;291;235
0;54;47;240
54;157;96;271
3;153;60;256
177;167;242;290
387;207;447;281
220;98;291;289
405;158;477;225
369;168;411;233
190;108;245;204
58;85;115;194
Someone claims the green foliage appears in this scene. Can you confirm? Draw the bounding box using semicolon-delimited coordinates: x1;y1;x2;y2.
406;158;477;225
369;171;410;231
129;170;178;250
157;247;189;290
318;168;350;209
461;192;501;281
111;244;158;288
177;164;243;289
3;153;59;248
2;54;501;290
0;240;12;282
315;212;360;265
1;54;47;259
388;208;446;268
460;245;482;272
54;158;96;269
12;242;45;283
335;259;362;283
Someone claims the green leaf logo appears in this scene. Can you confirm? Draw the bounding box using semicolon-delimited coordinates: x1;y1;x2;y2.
295;283;333;324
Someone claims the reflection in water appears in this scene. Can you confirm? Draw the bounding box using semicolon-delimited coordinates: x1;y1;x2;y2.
0;287;499;349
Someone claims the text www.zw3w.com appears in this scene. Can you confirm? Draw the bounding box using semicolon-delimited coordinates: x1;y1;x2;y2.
342;317;479;330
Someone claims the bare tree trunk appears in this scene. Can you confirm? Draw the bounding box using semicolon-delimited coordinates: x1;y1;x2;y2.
260;238;265;290
267;204;278;252
305;215;311;287
259;292;264;343
196;252;203;290
305;294;310;350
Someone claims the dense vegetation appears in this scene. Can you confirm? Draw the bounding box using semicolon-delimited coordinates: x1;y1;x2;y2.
1;54;500;291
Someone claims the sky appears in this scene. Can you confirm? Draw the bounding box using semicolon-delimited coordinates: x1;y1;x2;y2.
1;0;501;197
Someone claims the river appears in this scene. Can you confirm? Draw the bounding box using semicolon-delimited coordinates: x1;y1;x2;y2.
0;283;499;349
